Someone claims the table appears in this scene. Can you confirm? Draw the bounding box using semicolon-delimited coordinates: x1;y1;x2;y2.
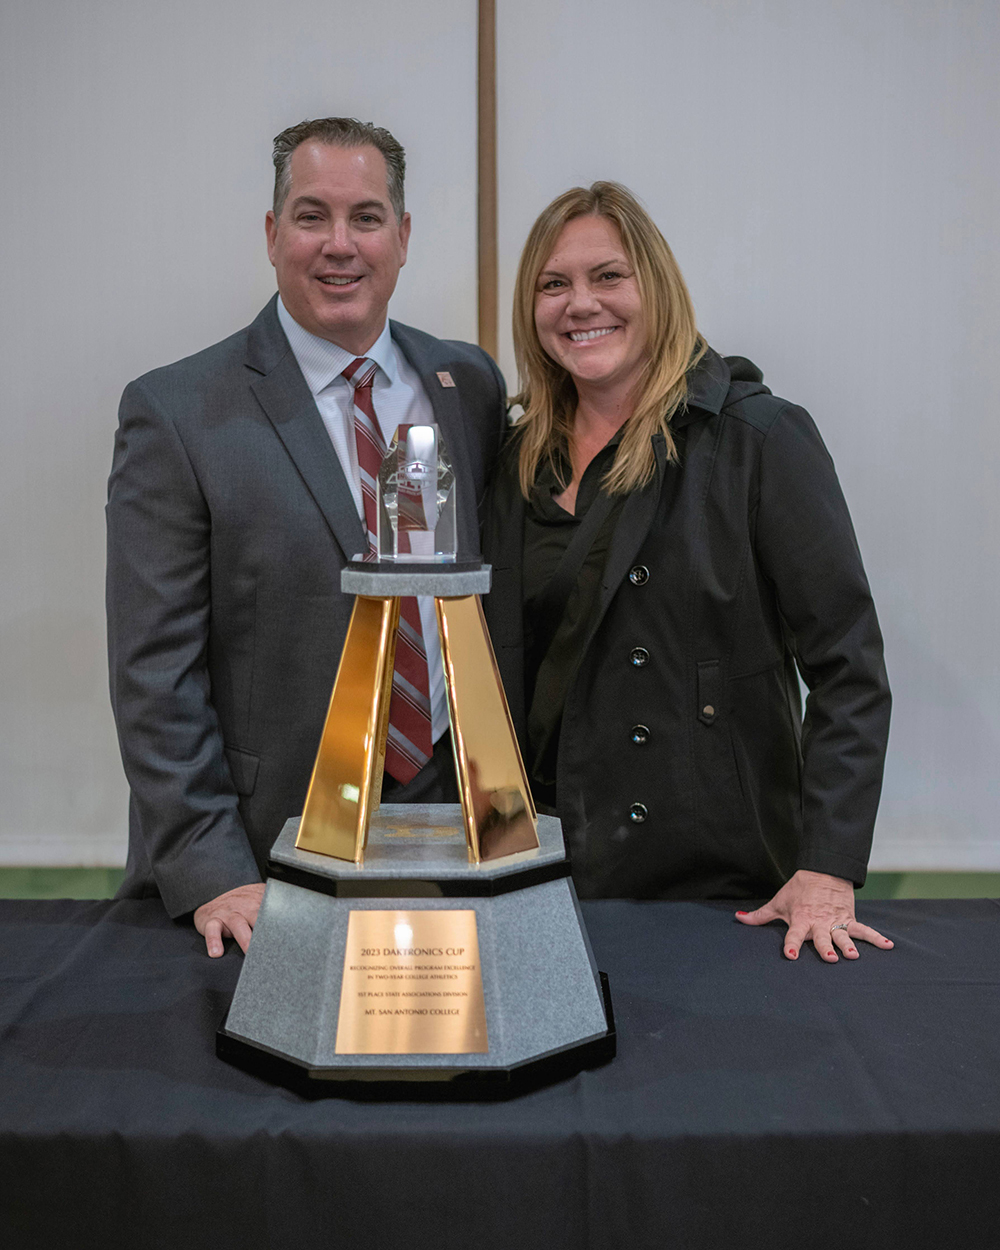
1;897;998;1249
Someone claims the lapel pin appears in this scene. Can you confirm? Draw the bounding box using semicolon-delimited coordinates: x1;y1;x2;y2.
436;371;456;388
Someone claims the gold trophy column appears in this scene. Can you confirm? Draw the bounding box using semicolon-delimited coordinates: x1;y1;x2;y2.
295;592;537;864
435;595;537;860
295;596;399;862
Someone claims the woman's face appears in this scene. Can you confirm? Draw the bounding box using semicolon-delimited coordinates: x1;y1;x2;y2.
534;215;648;394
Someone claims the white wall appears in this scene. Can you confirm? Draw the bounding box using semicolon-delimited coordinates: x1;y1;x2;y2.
3;0;998;871
0;0;478;865
497;0;1000;869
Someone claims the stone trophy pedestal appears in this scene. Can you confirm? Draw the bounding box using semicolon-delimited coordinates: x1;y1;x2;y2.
218;807;615;1090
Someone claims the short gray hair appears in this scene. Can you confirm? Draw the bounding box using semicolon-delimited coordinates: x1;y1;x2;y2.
271;117;406;222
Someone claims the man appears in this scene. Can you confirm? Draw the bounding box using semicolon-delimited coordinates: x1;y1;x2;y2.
107;118;507;955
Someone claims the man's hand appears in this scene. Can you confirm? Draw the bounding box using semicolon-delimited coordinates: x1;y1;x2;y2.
193;883;266;958
735;869;894;962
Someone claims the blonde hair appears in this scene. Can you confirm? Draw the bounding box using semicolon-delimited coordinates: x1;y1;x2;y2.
512;181;704;497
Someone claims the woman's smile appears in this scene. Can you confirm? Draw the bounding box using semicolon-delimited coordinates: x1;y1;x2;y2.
566;326;621;343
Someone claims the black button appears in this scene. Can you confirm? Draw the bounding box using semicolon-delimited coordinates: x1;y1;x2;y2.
629;565;650;586
631;724;650;745
629;803;648;823
630;647;649;667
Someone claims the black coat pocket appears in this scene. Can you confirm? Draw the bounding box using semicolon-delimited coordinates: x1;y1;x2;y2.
697;660;719;725
224;746;260;796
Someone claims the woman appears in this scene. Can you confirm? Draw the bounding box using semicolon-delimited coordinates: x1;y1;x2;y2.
483;182;893;962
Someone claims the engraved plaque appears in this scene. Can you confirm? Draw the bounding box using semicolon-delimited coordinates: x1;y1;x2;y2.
335;910;488;1054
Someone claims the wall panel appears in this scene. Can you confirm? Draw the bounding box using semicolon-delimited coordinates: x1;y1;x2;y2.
497;0;1000;869
0;0;477;864
4;0;998;873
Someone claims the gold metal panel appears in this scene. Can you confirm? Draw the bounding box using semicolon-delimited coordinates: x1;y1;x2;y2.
435;595;538;862
335;910;488;1054
295;596;399;862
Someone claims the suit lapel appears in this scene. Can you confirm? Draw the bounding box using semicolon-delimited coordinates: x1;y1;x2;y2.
246;304;367;561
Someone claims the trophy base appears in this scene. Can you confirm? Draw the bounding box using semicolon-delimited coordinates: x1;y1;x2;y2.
216;972;613;1099
217;807;615;1096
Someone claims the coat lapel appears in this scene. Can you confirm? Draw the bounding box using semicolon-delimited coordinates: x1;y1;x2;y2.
583;434;671;653
246;301;368;562
583;353;728;649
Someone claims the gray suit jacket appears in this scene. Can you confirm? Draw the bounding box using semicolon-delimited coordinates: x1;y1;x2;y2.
107;296;507;916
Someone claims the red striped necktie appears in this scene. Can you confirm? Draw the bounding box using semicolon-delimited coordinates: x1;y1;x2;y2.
343;356;433;785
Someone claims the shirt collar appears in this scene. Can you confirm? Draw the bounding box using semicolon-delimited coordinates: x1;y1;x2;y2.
530;426;624;514
276;296;398;395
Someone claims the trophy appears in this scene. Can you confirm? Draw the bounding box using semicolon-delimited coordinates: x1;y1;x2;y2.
219;425;615;1088
377;422;455;562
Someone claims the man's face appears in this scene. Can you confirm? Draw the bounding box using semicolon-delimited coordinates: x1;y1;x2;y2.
265;141;411;355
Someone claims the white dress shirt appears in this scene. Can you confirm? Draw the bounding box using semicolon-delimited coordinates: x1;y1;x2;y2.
276;297;449;743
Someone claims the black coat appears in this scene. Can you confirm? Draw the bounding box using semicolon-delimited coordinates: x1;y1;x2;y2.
482;348;890;901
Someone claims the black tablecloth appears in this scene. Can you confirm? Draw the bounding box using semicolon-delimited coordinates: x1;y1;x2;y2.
2;897;998;1249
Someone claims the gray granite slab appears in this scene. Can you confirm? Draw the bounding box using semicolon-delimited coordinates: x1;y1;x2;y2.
271;807;565;883
224;874;609;1074
341;565;491;596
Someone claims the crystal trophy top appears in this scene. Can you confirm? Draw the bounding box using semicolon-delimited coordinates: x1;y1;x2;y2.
376;423;456;562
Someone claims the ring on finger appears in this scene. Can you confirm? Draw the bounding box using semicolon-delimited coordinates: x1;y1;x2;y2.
830;922;850;934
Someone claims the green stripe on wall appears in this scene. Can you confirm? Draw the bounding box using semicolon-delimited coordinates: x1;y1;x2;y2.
0;868;127;900
0;868;997;901
856;871;1000;899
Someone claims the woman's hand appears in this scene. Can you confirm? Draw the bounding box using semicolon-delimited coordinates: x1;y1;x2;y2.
734;869;894;961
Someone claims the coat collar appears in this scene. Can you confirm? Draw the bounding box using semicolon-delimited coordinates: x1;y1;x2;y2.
671;345;731;428
591;347;732;620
